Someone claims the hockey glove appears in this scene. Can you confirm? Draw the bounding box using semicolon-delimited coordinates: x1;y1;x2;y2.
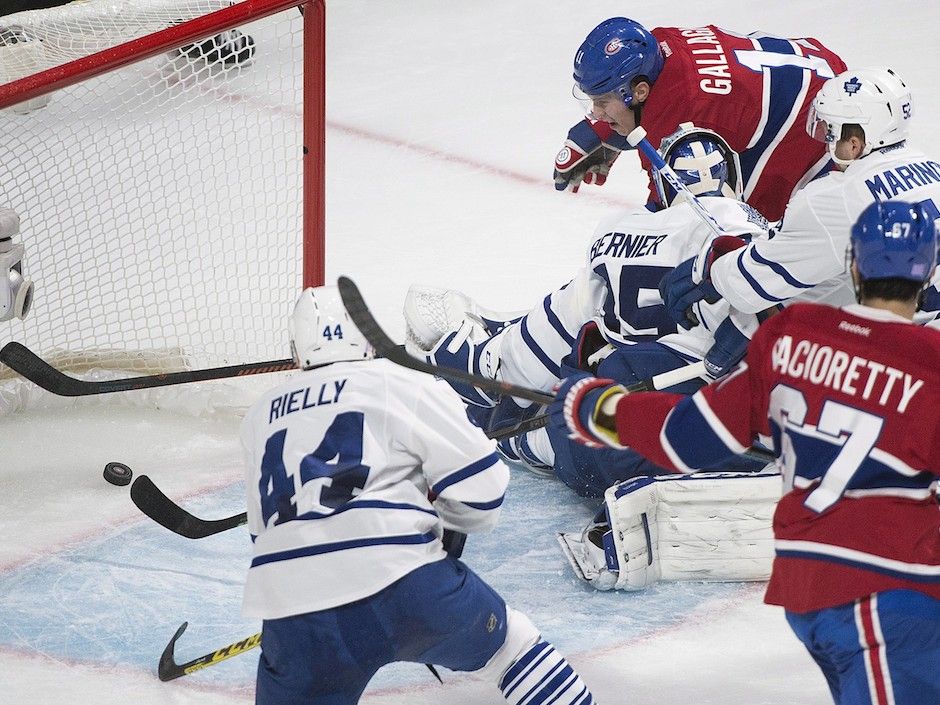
548;373;627;449
566;320;614;373
426;321;502;407
553;119;629;193
659;235;748;329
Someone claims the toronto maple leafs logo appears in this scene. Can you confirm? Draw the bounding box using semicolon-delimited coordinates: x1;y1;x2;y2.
843;77;862;95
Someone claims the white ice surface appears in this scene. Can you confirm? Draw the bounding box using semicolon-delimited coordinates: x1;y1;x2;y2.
3;1;939;703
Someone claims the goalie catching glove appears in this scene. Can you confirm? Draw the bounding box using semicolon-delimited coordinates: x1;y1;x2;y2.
553;119;630;192
548;372;628;449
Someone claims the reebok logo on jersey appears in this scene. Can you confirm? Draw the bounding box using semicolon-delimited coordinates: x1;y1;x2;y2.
838;321;871;337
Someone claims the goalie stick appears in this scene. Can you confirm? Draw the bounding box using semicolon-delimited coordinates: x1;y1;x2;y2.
0;341;293;397
130;474;246;539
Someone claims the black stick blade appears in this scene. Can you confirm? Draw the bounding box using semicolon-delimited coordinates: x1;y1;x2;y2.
336;276;554;405
130;475;246;539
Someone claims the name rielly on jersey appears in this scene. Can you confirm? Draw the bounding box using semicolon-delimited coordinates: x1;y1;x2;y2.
269;379;347;423
865;160;940;200
770;334;923;413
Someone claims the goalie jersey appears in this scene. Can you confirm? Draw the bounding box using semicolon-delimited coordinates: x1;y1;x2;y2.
642;26;847;220
497;196;768;393
240;358;509;619
613;302;940;613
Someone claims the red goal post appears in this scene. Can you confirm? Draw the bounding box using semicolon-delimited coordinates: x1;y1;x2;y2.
0;0;324;390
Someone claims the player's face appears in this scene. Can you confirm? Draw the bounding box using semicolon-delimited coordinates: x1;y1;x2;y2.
589;94;637;135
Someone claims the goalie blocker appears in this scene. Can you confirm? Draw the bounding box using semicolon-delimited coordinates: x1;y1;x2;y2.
558;471;781;591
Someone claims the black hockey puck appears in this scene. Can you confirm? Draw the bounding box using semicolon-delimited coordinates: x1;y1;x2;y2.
103;462;133;486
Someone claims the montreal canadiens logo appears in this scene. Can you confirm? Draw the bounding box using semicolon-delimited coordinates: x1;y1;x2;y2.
604;38;623;55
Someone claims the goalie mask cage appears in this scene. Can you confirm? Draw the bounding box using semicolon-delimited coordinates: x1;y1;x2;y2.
0;0;324;389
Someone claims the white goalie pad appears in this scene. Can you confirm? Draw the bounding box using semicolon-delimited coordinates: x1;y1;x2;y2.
559;471;782;591
402;284;526;355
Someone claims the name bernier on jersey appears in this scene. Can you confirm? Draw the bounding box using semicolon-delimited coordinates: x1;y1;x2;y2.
770;334;924;413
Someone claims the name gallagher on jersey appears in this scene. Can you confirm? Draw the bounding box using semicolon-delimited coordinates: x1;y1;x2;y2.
681;28;731;95
770;334;924;413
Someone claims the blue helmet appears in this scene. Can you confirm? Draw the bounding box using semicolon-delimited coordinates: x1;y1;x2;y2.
573;17;664;103
851;200;937;282
654;123;743;207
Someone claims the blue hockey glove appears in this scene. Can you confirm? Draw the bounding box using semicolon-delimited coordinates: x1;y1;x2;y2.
659;236;748;329
704;316;751;379
553;119;629;193
426;321;501;407
548;373;626;449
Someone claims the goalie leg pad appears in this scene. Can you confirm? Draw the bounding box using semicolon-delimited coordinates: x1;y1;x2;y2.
559;471;782;590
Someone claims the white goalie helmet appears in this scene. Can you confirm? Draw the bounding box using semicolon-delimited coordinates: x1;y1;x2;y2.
807;67;912;165
653;122;743;207
290;285;373;370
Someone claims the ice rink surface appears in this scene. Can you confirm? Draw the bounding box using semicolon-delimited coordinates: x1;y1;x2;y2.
2;1;939;703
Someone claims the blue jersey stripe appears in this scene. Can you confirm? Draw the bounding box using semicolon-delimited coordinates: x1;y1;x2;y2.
520;316;562;377
295;499;439;522
749;246;815;289
664;397;745;469
463;495;505;511
738;37;804;187
736;250;789;303
775;548;940;584
543;294;576;346
430;452;500;495
250;531;438;568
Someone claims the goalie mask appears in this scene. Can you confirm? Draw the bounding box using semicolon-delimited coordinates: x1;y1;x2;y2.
653;123;743;207
290;285;373;370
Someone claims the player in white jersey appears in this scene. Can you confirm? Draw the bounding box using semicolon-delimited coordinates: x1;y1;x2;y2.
661;66;940;329
241;286;598;705
407;125;770;496
0;206;32;321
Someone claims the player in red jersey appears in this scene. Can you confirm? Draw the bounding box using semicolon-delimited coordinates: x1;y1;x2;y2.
553;17;847;221
551;200;940;705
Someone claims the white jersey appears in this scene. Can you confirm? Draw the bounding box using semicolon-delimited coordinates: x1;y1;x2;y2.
497;197;769;392
241;358;509;619
709;143;940;313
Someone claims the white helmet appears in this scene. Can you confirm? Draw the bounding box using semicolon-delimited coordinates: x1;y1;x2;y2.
290;285;373;370
807;67;912;165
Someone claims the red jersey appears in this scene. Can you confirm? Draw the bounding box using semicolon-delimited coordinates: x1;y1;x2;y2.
614;303;940;613
637;26;847;221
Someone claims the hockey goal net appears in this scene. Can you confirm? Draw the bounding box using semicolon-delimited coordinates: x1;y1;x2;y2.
0;0;323;406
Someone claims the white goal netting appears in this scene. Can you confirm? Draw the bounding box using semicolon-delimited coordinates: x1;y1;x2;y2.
0;0;308;411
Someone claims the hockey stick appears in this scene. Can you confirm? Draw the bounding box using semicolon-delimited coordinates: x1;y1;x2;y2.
486;361;708;441
0;341;294;397
337;277;554;406
159;622;259;681
130;474;246;539
159;621;443;683
626;126;726;238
